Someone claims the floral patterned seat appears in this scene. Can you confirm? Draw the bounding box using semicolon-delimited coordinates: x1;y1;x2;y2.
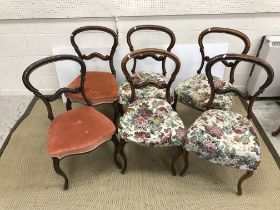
119;98;186;146
118;72;168;105
185;109;260;171
175;74;234;111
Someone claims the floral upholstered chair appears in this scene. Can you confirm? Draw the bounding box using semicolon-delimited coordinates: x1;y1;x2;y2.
22;55;121;190
118;48;187;175
174;27;251;111
181;54;274;195
65;26;119;124
118;25;176;113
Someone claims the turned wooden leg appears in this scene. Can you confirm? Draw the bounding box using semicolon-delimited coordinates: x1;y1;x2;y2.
179;150;189;176
172;92;178;111
52;157;69;190
66;98;72;111
272;126;280;136
171;146;183;176
111;134;122;169
118;139;127;174
237;171;254;195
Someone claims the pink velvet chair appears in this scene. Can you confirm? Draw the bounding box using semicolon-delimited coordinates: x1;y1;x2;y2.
22;55;121;190
65;26;119;124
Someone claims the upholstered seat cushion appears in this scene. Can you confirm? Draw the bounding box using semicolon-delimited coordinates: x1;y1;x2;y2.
175;74;234;111
185;109;260;171
118;72;168;105
119;98;186;146
47;106;115;159
66;71;118;105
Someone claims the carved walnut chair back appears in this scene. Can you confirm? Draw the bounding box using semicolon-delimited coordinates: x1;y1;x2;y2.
22;54;90;120
127;25;176;76
205;53;274;119
197;27;251;84
71;26;118;76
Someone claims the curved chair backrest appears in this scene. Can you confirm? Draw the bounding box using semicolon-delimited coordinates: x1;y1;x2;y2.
205;53;274;119
22;55;90;121
121;48;181;104
71;26;118;76
197;27;251;84
127;25;176;76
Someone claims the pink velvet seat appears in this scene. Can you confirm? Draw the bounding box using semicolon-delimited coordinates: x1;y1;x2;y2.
65;71;118;105
48;106;115;159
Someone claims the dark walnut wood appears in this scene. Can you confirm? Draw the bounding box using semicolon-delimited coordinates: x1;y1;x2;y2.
205;53;274;120
127;25;176;76
22;54;90;121
197;27;251;84
71;26;118;76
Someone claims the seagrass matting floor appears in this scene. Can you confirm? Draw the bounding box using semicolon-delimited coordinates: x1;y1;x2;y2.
0;98;280;210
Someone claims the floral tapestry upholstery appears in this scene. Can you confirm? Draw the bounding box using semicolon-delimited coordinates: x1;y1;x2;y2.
118;72;168;105
119;98;186;147
185;109;260;171
175;74;234;111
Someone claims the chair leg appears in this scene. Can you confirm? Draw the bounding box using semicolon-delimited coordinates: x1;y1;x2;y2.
179;150;189;176
52;157;69;190
237;170;254;195
66;98;72;111
111;134;122;169
172;92;178;111
112;101;120;129
118;102;124;116
118;139;127;174
171;146;183;176
272;126;280;136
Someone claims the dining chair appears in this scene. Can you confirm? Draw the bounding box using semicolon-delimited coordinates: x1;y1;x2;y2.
118;48;187;175
181;53;274;195
22;55;121;190
65;26;119;124
174;27;251;111
118;25;176;112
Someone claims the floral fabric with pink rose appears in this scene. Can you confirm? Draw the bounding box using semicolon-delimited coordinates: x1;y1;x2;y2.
175;74;234;111
118;72;169;105
185;109;260;170
119;98;186;146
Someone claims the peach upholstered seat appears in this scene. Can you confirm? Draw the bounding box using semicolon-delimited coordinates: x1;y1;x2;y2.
65;71;118;105
47;106;115;159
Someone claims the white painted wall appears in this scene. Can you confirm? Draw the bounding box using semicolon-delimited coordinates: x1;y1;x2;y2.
1;13;280;95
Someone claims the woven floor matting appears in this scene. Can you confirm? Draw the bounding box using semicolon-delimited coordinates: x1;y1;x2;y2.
0;98;279;209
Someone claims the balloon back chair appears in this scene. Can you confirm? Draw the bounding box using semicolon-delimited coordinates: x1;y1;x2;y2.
65;26;119;124
181;53;274;195
174;27;251;111
118;48;187;175
118;25;176;112
22;55;121;190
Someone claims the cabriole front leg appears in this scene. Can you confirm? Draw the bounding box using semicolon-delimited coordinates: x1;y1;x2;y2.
237;170;254;195
52;157;69;190
111;134;122;169
118;139;127;174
